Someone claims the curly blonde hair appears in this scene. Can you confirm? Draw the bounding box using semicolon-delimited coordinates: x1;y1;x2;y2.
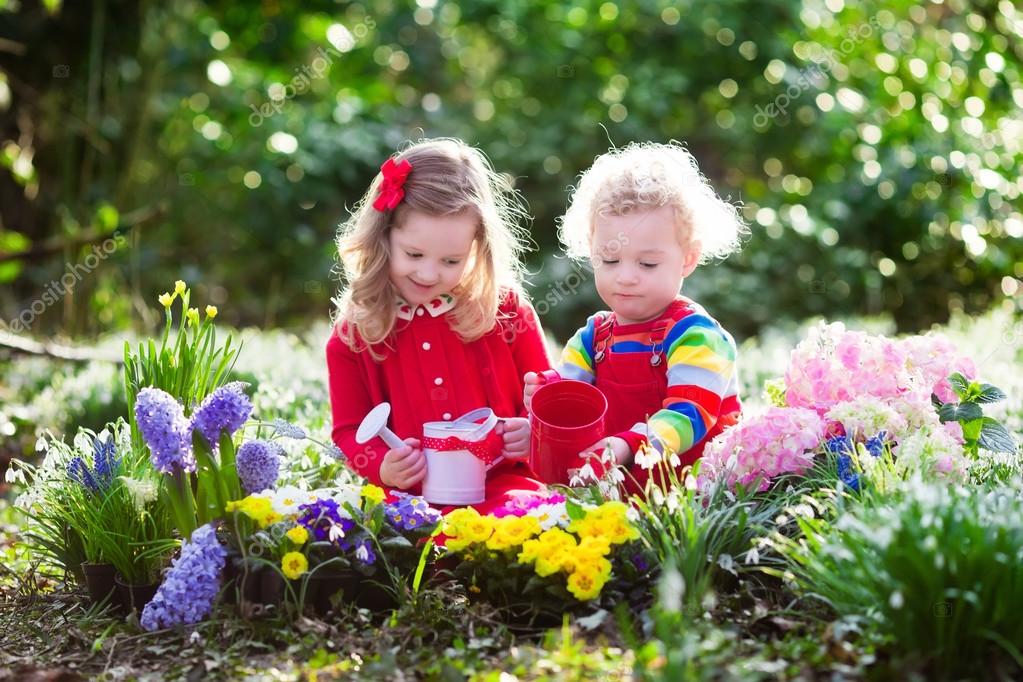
332;138;531;358
558;141;748;263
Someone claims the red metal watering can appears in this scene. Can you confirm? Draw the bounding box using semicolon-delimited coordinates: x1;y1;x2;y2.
528;370;608;485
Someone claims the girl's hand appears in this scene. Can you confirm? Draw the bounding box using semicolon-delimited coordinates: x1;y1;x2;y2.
523;372;544;412
497;417;531;459
379;437;426;489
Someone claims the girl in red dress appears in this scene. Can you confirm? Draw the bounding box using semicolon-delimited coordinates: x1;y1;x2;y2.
326;138;552;510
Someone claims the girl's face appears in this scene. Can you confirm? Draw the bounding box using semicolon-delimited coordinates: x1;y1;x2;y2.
590;204;701;325
389;209;478;306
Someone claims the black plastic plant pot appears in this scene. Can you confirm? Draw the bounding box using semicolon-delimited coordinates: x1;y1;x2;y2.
305;569;360;616
114;574;158;615
80;562;123;611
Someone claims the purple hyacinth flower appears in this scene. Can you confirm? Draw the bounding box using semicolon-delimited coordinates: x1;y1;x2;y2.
140;523;226;631
135;388;195;474
190;382;252;450
235;440;281;493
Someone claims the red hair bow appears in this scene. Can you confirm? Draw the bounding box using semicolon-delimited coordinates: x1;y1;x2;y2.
372;157;413;211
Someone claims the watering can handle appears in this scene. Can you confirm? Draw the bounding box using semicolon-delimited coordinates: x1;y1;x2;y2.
450;407;504;470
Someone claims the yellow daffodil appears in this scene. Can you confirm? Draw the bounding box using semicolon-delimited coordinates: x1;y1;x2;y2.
205;305;218;319
174;280;186;295
281;551;308;580
158;292;174;308
285;525;309;545
185;307;200;327
361;484;385;505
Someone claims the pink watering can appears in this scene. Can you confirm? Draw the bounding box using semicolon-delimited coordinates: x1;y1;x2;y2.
356;403;504;505
528;370;608;485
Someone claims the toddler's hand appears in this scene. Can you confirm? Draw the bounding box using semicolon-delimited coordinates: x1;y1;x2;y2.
497;417;530;460
523;372;544;412
579;436;632;467
379;437;426;489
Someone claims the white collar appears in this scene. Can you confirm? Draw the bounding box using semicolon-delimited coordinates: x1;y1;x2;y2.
396;292;457;321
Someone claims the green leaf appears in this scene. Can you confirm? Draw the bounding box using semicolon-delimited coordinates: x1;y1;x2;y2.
565;499;586;521
977;419;1017;455
937;401;983;423
947;372;970;398
975;384;1007;405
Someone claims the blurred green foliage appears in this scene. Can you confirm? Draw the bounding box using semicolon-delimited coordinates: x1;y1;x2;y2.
0;0;1020;341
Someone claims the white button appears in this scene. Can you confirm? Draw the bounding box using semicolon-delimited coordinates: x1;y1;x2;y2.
434;377;443;385
422;342;431;350
416;308;424;316
443;412;452;420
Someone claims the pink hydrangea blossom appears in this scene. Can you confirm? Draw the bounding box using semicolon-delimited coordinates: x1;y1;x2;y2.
899;333;977;403
698;407;826;493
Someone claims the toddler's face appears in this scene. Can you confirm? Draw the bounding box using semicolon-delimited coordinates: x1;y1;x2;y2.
590;204;700;325
389;209;477;306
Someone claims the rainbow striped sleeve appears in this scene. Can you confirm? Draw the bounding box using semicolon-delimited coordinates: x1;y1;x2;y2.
555;314;599;384
628;314;737;456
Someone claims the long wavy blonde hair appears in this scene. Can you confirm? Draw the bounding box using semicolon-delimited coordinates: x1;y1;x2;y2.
332;138;531;358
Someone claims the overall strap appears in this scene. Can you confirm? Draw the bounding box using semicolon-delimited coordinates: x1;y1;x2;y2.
591;312;615;364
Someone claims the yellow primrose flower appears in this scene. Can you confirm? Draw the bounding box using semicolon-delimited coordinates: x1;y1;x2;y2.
257;511;283;528
174;280;187;295
205;305;218;319
567;515;604;539
591;501;630;524
445;536;473;553
577;535;612;558
361;484;385;505
517;538;542;564
566;566;607;601
158;292;174;308
534;548;571;577
460;514;494;545
536;528;578;555
227;495;280;527
603;518;640;545
286;525;309;545
442;507;482;537
281;551;308;580
485;516;541;551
